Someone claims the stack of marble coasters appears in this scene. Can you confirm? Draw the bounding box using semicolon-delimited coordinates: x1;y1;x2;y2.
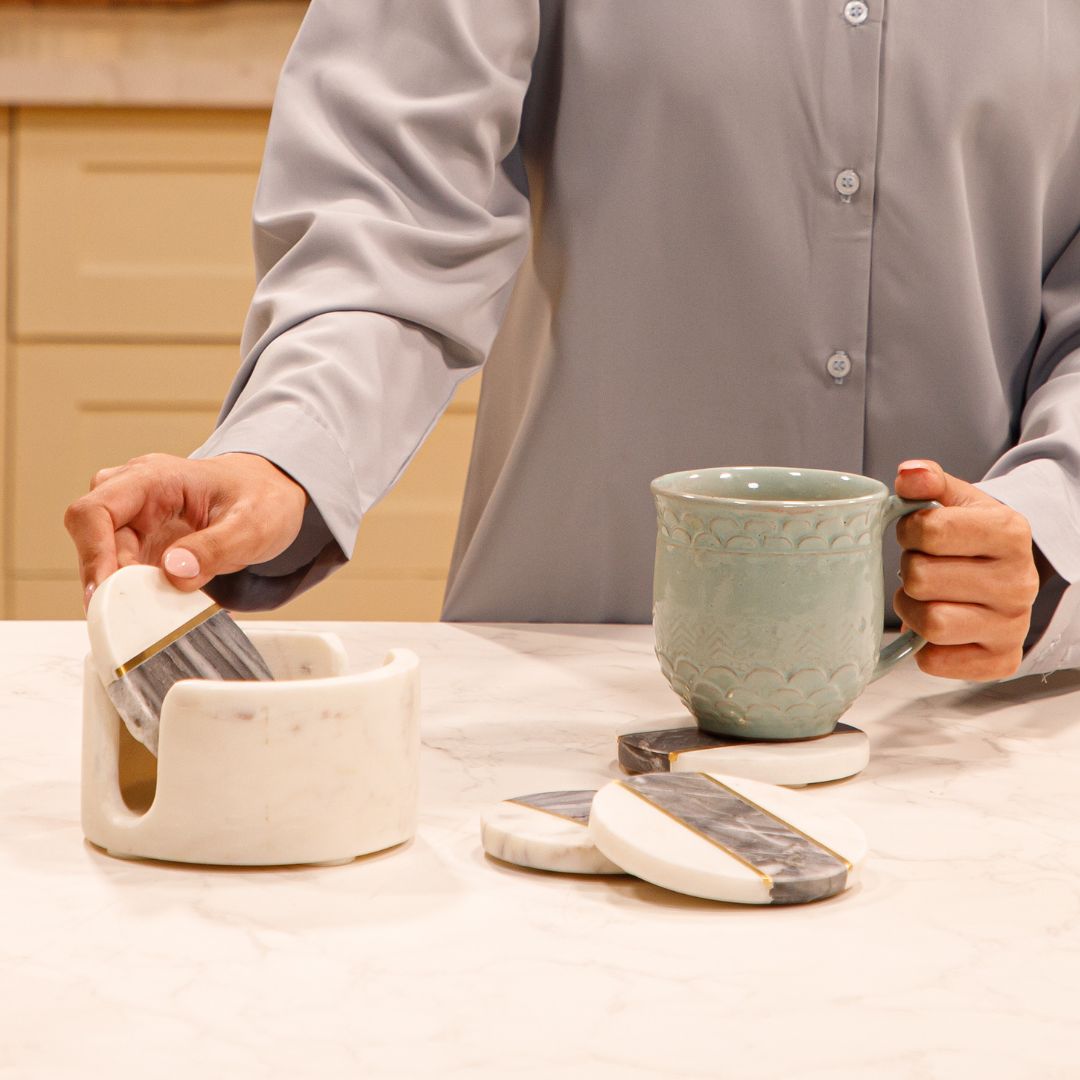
480;719;871;904
481;772;866;905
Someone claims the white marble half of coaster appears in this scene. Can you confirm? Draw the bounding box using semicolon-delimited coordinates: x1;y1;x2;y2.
617;723;869;786
589;773;866;904
481;790;626;875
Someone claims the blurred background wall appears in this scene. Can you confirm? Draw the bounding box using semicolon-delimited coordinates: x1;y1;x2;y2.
0;0;480;619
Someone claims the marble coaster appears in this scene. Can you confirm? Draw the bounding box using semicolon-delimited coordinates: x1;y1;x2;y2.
481;790;626;875
87;565;272;756
617;723;869;786
589;772;866;904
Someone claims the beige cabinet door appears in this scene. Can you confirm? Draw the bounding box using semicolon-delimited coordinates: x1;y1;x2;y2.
11;342;479;620
11;343;238;618
14;108;267;342
0;108;9;617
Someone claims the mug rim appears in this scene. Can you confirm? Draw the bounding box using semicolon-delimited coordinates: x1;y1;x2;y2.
650;466;887;508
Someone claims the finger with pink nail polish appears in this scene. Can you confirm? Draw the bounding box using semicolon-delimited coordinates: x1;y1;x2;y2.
163;548;200;579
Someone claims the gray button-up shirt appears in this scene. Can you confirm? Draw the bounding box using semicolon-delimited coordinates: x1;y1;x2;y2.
194;0;1080;676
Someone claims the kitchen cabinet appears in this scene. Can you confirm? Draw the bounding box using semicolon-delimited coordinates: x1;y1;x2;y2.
0;108;9;618
15;109;263;341
2;107;478;619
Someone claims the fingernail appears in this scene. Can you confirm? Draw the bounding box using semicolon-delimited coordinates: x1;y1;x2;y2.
164;548;200;578
83;582;96;612
898;460;933;473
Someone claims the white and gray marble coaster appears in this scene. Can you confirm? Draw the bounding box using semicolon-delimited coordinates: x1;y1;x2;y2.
88;565;272;756
481;790;626;875
617;723;869;786
589;772;866;904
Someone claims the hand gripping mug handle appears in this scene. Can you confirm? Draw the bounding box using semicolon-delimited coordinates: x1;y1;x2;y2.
873;495;938;680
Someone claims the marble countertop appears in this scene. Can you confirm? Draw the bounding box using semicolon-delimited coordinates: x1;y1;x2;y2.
2;620;1079;1078
0;1;306;107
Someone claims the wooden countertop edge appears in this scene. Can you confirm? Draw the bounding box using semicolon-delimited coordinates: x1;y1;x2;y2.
0;1;307;108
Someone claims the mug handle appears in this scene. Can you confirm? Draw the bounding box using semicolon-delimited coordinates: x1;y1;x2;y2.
872;495;938;681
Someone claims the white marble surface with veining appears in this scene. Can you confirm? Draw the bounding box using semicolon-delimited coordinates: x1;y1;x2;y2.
1;620;1079;1078
0;2;306;107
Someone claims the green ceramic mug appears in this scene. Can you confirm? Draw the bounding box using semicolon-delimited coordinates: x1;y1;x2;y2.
651;466;933;740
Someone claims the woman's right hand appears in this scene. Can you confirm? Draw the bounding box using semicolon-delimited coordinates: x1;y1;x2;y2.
64;452;309;611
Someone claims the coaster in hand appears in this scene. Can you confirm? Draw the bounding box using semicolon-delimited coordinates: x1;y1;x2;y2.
87;565;273;757
617;723;868;786
481;790;626;875
589;772;866;904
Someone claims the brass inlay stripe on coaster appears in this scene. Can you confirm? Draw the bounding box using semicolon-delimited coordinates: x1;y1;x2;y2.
506;797;590;827
614;780;773;887
665;744;735;765
112;604;222;680
701;774;853;872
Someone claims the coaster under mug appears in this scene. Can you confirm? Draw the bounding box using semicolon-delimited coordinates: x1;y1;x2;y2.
618;723;869;786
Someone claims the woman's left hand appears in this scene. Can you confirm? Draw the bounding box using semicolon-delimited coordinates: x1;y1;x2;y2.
893;459;1043;680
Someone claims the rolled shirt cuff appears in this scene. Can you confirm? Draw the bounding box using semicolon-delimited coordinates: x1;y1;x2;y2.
189;402;356;611
977;458;1080;584
1009;578;1080;677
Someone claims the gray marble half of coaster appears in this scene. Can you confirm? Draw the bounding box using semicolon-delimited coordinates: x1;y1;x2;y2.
618;723;860;773
618;773;850;904
508;790;595;826
107;609;273;757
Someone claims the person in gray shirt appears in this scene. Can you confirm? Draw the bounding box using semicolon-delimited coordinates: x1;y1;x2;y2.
65;1;1080;681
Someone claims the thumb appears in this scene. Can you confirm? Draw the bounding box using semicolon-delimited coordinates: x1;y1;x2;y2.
895;459;988;508
162;516;261;592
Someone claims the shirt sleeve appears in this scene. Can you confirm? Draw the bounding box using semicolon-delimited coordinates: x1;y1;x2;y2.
190;0;539;610
976;225;1080;676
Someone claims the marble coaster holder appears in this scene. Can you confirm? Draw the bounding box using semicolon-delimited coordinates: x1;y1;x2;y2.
81;629;420;867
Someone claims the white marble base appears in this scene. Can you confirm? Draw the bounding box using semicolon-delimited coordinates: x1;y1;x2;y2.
81;628;420;866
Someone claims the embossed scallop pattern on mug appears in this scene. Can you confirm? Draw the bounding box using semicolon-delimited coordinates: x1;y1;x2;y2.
654;611;876;733
656;505;875;553
654;649;875;732
654;607;874;682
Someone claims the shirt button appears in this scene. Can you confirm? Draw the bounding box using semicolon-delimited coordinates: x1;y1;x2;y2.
844;1;869;26
826;351;853;382
835;169;861;199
